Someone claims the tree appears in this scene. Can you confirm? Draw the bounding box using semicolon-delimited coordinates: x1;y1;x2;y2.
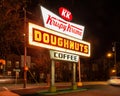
0;0;25;58
0;0;45;57
0;0;52;80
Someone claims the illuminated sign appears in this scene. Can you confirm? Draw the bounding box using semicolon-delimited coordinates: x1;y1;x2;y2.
50;50;79;62
28;22;90;57
59;7;72;21
40;6;85;40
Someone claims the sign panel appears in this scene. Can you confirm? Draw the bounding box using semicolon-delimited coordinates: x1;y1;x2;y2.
50;50;79;62
40;6;85;40
28;22;90;57
13;69;21;72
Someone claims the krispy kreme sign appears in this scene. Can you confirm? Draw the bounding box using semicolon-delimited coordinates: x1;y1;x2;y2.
28;22;90;57
40;6;85;40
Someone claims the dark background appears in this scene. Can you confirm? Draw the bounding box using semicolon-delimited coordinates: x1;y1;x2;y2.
30;0;120;59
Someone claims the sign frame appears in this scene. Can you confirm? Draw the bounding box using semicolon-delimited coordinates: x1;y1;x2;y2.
50;50;79;62
28;22;90;57
40;6;85;40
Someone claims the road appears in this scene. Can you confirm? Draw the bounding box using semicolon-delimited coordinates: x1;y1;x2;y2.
56;85;120;96
0;82;120;96
10;85;120;96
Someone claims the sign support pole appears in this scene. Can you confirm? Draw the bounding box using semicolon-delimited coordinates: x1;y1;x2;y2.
77;57;82;86
72;63;77;90
49;60;56;92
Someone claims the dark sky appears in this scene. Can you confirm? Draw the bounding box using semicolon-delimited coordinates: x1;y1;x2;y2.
31;0;120;59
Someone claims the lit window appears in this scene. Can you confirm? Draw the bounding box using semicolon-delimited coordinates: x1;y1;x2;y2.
7;61;11;67
7;71;12;76
15;61;19;68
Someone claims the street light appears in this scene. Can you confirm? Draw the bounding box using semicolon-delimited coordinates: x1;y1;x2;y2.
23;7;27;88
23;5;32;88
112;42;117;76
107;53;112;58
106;52;116;77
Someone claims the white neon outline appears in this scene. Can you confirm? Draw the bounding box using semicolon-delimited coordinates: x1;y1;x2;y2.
40;6;85;40
28;22;90;57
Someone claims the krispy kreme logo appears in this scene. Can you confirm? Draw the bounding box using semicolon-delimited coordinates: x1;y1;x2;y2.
40;6;85;40
59;7;73;21
46;15;82;36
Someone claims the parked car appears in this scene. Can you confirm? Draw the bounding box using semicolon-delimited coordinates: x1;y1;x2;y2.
108;76;120;86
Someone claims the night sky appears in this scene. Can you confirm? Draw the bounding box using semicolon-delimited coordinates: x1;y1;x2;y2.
31;0;120;59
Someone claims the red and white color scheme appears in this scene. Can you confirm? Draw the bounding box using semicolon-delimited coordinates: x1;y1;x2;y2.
40;6;85;40
59;7;72;21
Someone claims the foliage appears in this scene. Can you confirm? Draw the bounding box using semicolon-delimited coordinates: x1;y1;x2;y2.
29;48;51;73
0;0;25;57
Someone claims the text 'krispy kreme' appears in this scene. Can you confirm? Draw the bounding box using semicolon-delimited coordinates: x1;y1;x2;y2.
33;28;88;54
46;15;82;36
40;6;85;40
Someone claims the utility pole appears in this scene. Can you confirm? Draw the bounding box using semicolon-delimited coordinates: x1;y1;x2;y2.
23;7;27;88
23;1;32;88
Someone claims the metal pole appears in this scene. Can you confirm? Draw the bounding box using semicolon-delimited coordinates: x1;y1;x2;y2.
77;57;83;86
113;42;117;76
49;60;56;92
78;58;81;82
72;63;77;90
114;42;117;75
23;7;27;88
72;63;76;84
51;60;55;86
